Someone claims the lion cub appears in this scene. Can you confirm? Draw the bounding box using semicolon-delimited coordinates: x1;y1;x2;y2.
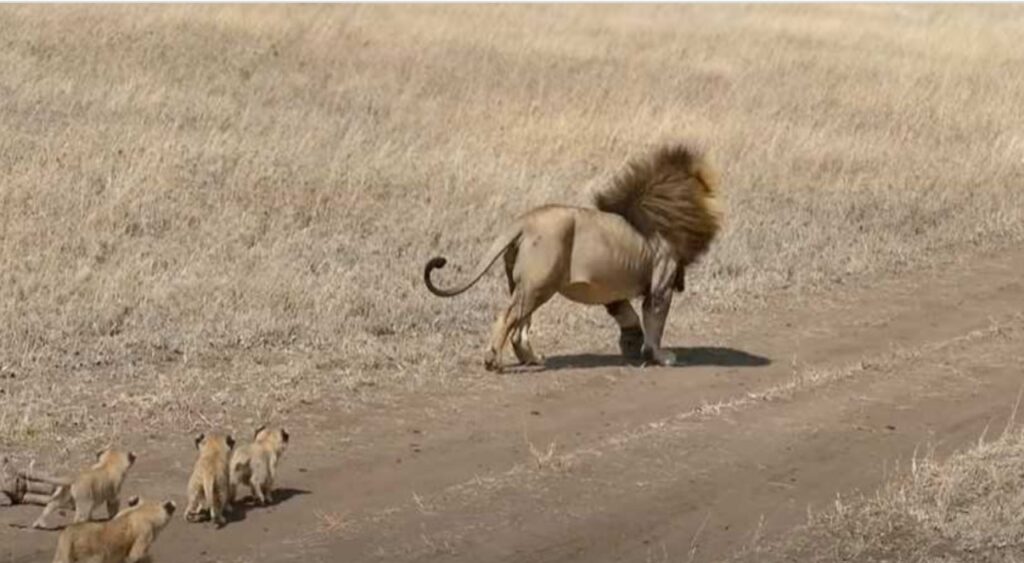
230;426;289;506
184;432;235;527
28;447;136;529
51;495;175;563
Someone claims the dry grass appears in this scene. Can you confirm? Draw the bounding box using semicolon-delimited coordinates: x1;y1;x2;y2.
732;419;1024;563
2;5;1024;456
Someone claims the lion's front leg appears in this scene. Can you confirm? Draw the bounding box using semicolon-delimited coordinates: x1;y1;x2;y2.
641;294;676;366
640;258;679;367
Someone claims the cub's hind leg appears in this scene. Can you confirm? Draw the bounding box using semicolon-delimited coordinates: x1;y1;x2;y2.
184;478;205;522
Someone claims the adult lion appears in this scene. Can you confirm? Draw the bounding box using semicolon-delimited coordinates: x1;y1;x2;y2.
424;144;721;371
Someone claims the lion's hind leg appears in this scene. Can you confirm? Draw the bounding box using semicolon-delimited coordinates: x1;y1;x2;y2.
511;315;544;366
503;243;518;295
486;224;566;371
485;287;553;372
605;300;644;360
503;247;544;366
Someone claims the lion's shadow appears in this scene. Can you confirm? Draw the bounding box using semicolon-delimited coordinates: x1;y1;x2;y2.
223;487;311;523
540;346;770;371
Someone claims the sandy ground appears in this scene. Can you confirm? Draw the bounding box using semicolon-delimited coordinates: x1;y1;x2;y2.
3;246;1022;562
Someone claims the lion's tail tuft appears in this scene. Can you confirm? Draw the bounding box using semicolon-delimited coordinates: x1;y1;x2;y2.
593;143;721;266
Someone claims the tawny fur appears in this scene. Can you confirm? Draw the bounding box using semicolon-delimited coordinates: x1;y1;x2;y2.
594;144;721;268
52;496;175;563
27;448;136;529
229;426;289;506
424;142;723;371
184;433;234;528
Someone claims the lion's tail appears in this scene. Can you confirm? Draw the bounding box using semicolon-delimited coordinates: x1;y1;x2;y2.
594;144;722;266
424;223;523;298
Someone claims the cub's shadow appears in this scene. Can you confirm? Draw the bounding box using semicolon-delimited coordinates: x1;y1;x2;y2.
542;346;771;371
225;487;311;523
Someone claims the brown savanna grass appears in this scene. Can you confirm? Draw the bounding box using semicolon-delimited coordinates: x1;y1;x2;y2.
2;5;1023;457
732;422;1024;563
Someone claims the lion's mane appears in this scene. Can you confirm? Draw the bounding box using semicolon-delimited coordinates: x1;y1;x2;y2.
593;144;721;266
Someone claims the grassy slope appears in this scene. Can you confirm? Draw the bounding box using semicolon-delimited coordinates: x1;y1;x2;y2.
732;423;1024;563
1;5;1023;454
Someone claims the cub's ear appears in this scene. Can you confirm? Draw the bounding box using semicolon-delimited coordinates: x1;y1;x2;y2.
163;501;177;515
226;435;236;450
281;429;290;443
194;434;205;450
95;449;106;460
253;425;267;439
127;452;137;465
127;496;141;507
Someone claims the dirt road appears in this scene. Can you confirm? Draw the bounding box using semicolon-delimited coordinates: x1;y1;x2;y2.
4;247;1023;562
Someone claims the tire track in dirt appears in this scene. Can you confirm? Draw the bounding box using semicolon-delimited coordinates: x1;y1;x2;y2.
2;248;1022;562
315;315;1024;563
278;248;1024;562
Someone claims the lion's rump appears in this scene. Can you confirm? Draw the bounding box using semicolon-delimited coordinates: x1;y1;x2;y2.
593;144;721;266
